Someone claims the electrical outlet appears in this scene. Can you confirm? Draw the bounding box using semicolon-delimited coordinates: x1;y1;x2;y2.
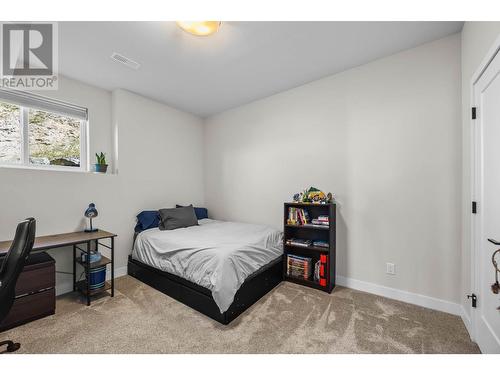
386;263;395;275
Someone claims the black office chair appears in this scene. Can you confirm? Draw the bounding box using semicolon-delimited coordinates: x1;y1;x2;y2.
0;218;36;354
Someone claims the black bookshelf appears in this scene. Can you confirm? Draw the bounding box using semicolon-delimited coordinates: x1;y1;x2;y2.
283;202;336;293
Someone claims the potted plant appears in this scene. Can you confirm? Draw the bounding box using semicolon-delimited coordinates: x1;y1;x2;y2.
95;152;108;173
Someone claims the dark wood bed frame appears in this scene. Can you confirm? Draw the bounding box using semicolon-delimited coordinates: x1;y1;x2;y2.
127;254;283;325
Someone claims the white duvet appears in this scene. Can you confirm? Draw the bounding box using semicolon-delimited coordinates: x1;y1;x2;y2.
132;219;283;313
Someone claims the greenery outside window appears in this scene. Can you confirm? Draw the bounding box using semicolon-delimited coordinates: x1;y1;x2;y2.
0;89;88;171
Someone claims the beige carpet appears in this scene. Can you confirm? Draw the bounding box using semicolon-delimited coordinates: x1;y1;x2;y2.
0;275;480;354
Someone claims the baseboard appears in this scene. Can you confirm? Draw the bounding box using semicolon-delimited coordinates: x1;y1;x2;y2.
460;305;474;340
55;265;128;296
336;275;461;316
55;281;73;296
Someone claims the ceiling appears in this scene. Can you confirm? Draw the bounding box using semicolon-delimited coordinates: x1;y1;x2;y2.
59;21;463;117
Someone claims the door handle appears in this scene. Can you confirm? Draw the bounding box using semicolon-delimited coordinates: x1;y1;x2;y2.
488;238;500;246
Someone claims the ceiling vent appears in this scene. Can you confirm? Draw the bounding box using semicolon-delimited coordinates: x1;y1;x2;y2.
110;52;141;70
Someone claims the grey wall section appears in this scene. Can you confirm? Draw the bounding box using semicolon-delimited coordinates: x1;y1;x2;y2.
204;34;462;305
0;82;205;295
461;22;500;328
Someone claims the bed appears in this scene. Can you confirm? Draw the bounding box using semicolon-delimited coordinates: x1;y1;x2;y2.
127;218;283;325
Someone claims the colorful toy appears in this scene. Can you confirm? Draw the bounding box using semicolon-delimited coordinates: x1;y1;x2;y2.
293;187;333;204
327;192;334;203
307;188;326;203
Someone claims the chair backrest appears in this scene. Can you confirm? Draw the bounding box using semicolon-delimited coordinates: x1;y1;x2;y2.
0;218;36;323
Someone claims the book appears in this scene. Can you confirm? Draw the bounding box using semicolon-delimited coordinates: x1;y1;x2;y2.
288;254;311;260
312;240;329;248
318;254;328;286
302;209;310;224
286;238;312;247
297;209;304;225
286;254;312;279
303;223;329;229
311;219;329;226
314;260;321;282
287;207;297;225
288;207;311;225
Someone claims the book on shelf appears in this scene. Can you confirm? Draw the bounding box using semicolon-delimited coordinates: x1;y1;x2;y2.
302;223;329;229
319;254;328;286
314;260;321;282
287;254;311;262
286;238;329;249
311;215;330;226
287;261;310;269
286;238;312;247
287;207;310;225
286;254;312;280
312;255;329;285
312;240;329;248
311;220;329;226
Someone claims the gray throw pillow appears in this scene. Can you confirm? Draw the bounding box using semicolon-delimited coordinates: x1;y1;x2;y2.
159;206;198;230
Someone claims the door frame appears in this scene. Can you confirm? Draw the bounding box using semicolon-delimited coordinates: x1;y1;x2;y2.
470;33;500;344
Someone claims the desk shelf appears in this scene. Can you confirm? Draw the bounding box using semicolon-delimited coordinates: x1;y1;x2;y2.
72;232;116;306
76;255;112;269
76;280;112;297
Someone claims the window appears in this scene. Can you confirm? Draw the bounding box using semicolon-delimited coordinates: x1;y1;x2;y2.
0;89;88;170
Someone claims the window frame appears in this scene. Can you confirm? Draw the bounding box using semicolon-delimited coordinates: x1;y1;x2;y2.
0;95;89;172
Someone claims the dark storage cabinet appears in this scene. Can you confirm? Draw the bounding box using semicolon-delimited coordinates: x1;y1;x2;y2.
0;252;55;331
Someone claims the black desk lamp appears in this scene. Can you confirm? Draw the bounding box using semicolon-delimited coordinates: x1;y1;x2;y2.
84;203;98;233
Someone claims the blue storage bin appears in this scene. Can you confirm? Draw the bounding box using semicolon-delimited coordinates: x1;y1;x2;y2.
89;266;106;289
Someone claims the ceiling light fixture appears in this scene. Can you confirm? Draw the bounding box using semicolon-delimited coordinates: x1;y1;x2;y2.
176;21;221;37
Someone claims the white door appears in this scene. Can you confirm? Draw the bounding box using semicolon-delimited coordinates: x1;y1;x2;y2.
473;49;500;354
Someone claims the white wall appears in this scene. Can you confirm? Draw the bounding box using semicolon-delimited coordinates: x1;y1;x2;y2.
460;22;500;328
204;34;462;307
0;79;205;294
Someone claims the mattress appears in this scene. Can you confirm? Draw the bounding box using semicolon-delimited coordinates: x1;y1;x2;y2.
132;218;283;313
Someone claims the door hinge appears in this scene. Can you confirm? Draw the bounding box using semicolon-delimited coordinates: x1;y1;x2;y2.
467;293;477;308
472;201;477;214
472;107;477;120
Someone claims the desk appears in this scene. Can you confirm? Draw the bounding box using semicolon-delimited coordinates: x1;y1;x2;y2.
0;230;117;306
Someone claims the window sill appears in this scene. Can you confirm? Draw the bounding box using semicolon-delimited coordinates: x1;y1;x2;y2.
0;164;116;175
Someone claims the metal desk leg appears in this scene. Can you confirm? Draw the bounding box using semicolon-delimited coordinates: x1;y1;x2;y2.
86;240;91;306
73;244;76;291
111;236;114;297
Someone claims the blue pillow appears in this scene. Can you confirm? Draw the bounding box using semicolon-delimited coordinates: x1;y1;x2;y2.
176;205;208;220
135;210;160;233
